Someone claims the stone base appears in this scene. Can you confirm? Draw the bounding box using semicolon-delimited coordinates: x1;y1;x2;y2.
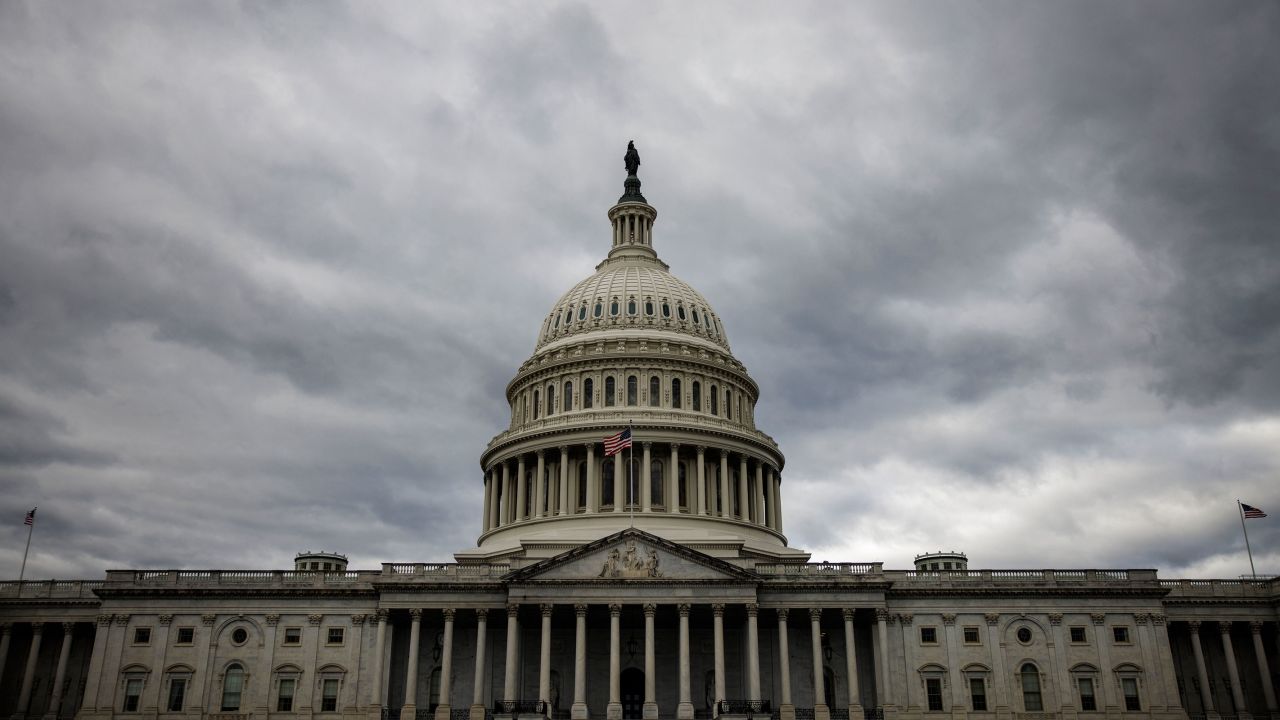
950;708;967;720
678;702;696;720
994;706;1012;720
606;703;623;720
778;704;797;720
435;704;453;720
470;704;489;720
643;702;659;720
403;704;417;720
815;704;832;720
849;704;864;720
572;702;590;720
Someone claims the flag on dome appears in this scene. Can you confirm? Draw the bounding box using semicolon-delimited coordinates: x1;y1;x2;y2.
1241;503;1267;518
603;428;632;456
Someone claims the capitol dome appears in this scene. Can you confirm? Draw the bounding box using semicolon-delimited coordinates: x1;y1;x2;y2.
459;146;806;565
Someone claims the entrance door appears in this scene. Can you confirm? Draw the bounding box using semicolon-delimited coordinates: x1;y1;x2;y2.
621;668;644;720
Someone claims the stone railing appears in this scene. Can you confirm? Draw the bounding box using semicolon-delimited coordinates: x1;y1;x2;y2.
886;569;1158;584
107;569;382;588
1159;578;1278;598
756;562;883;577
381;563;511;579
0;580;104;599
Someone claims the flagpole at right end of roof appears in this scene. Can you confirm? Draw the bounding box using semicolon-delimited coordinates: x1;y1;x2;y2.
1237;499;1257;581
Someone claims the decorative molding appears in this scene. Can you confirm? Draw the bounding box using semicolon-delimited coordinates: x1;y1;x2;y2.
984;613;1000;626
897;613;913;626
842;608;856;621
745;603;759;617
1047;613;1063;625
575;604;589;617
263;614;280;626
1151;614;1166;626
608;603;622;615
507;604;520;618
475;609;489;621
678;604;691;616
443;609;456;622
201;614;217;626
712;603;725;616
350;614;366;624
941;613;957;625
375;609;389;622
809;608;823;622
1134;613;1150;625
541;604;554;617
158;614;175;626
643;603;657;616
875;608;889;622
307;614;324;625
1090;613;1106;625
1250;620;1264;633
114;614;131;626
408;609;423;621
62;621;76;633
1187;620;1202;630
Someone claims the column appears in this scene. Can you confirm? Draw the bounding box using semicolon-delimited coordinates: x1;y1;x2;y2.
842;609;862;714
678;605;694;720
1153;615;1183;710
540;605;554;717
1048;614;1073;715
1250;621;1278;714
573;605;589;720
644;604;658;719
738;455;749;520
403;609;423;714
613;452;624;513
718;451;730;517
642;443;653;513
1134;613;1166;713
713;604;726;712
585;443;598;513
559;446;571;516
370;610;389;710
471;609;490;720
942;614;965;715
774;470;784;534
516;456;528;521
0;624;9;693
811;609;830;720
1219;622;1247;716
80;615;112;712
44;622;75;720
669;444;681;513
984;613;1008;713
755;462;766;525
779;610;795;715
875;610;891;710
435;610;456;720
1091;614;1115;711
899;614;915;710
490;468;502;530
746;604;762;708
535;450;547;518
1188;621;1215;714
15;622;44;716
696;446;708;515
608;604;622;720
504;605;520;710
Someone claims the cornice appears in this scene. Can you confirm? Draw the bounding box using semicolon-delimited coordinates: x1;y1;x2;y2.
93;588;378;600
886;586;1170;599
482;419;783;468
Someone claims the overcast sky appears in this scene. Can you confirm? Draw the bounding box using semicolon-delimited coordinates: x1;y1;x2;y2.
2;2;1278;580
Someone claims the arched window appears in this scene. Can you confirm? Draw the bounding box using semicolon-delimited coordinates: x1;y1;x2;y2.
678;462;688;507
692;308;701;325
627;299;637;315
577;463;587;508
651;459;663;506
649;376;660;407
610;298;620;316
627;376;638;406
1021;664;1043;711
677;304;687;321
578;305;587;321
553;314;560;329
563;381;573;412
605;377;616;407
221;664;245;711
692;381;701;411
672;378;682;408
645;299;654;316
564;308;572;325
725;389;732;419
546;385;555;415
584;378;594;409
533;390;540;419
602;462;615;506
710;385;719;416
593;301;603;319
662;301;671;318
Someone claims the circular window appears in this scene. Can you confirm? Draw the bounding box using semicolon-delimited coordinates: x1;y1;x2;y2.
1016;627;1033;644
231;627;249;645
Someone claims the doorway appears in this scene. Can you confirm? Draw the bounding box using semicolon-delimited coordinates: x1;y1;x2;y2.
621;668;644;719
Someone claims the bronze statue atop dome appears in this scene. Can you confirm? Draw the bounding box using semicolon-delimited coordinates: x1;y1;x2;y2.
624;140;640;176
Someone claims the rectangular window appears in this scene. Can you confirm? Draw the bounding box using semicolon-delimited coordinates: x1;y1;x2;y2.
321;678;340;711
133;627;151;645
1079;678;1097;711
1122;678;1141;711
167;677;188;712
920;627;938;644
1070;626;1087;643
970;678;987;711
123;678;144;711
963;626;981;644
277;677;296;712
283;627;302;645
1113;626;1130;643
327;627;345;645
926;678;944;711
175;627;195;644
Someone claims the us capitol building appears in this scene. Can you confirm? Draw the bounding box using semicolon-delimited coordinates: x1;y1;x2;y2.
1;146;1277;720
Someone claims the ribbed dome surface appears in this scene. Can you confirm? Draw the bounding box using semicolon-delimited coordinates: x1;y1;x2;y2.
535;258;731;352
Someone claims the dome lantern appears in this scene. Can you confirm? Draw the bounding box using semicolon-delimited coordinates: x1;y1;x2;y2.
607;141;659;262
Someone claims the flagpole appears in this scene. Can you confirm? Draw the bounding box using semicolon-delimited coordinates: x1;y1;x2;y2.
628;422;635;527
1237;499;1257;580
18;510;35;584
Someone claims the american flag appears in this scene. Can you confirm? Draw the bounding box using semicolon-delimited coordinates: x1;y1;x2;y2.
603;428;632;456
1242;503;1267;519
24;507;36;526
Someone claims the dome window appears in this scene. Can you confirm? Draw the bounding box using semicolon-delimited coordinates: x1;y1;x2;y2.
605;377;616;407
692;381;701;411
553;314;560;329
692;308;701;325
627;299;637;316
564;308;572;325
677;304;687;321
579;305;588;321
593;301;603;319
710;385;719;416
725;389;732;419
533;390;540;419
645;299;654;316
672;378;682;408
662;301;671;318
610;299;620;316
546;384;555;415
563;381;573;412
583;378;594;409
649;376;660;407
626;375;638;406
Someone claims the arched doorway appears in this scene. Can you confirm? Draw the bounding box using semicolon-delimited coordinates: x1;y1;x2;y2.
621;668;644;719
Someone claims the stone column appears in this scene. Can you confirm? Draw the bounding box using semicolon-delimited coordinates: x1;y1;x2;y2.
1134;613;1166;713
942;614;966;716
44;622;75;720
540;605;554;717
15;622;43;715
436;609;456;720
501;461;513;525
471;609;490;720
613;451;625;513
0;624;10;694
669;444;681;513
1250;621;1278;713
1219;622;1248;717
713;604;726;713
764;470;776;529
641;443;653;512
1092;613;1115;711
811;609;830;720
644;604;658;719
842;609;862;714
80;615;112;712
504;604;521;709
774;470;784;534
1188;621;1215;714
755;462;766;525
559;446;571;516
678;604;694;720
875;610;890;711
1153;614;1183;710
696;446;708;515
984;613;1008;714
535;450;547;518
746;604;762;707
1048;614;1073;717
573;605;589;720
516;456;528;521
739;455;750;520
585;443;598;513
900;614;915;710
370;610;389;710
779;609;795;718
718;451;730;517
608;604;623;720
483;472;493;532
403;609;424;715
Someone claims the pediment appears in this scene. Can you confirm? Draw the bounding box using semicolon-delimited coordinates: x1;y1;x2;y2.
506;528;758;583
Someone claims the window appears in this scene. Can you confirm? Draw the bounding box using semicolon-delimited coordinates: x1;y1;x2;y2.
963;627;980;644
602;462;615;506
651;460;663;506
627;375;637;405
564;381;573;412
231;627;249;645
627;299;636;315
175;627;194;644
546;385;555;415
1113;626;1130;643
1121;678;1140;711
692;308;701;325
920;627;938;644
677;304;686;321
584;378;594;409
692;381;701;411
533;389;539;419
133;627;151;645
710;385;718;415
277;677;297;711
118;676;144;711
662;301;671;318
970;677;987;711
1021;664;1043;712
627;458;641;508
725;389;732;419
1079;677;1097;711
167;676;188;711
678;463;688;507
926;678;944;712
283;627;302;645
222;664;245;711
577;463;587;508
645;300;654;316
649;376;660;407
1016;627;1033;644
610;299;619;316
321;678;340;712
327;627;344;645
605;377;615;406
672;378;682;408
1070;626;1087;643
578;305;587;321
593;301;602;318
564;308;572;325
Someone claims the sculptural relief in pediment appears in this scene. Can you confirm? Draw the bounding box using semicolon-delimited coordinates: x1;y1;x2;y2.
529;538;740;582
